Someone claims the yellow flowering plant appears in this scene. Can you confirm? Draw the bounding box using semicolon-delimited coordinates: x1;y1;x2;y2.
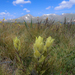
33;36;54;60
0;21;2;23
13;37;21;51
45;36;55;48
34;49;41;58
3;18;5;21
12;35;55;75
38;55;45;63
33;36;55;75
33;36;44;54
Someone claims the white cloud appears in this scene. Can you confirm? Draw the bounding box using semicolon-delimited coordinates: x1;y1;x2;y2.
55;0;75;10
13;0;31;6
62;13;65;15
23;8;30;12
26;10;30;12
0;11;15;19
20;5;23;7
43;14;56;16
46;6;51;9
23;8;27;10
0;12;10;15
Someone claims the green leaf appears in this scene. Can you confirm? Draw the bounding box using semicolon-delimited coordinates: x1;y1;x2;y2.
24;20;28;29
40;70;46;75
16;54;20;62
31;18;33;28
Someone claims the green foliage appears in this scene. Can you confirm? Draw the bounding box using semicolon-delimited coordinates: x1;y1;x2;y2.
0;67;3;75
24;20;29;29
30;18;33;28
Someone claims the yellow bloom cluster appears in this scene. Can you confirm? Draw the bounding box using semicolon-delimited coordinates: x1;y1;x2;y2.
33;36;54;63
17;24;20;26
13;37;21;51
38;55;45;63
3;18;5;20
45;36;55;48
33;36;44;54
34;49;41;58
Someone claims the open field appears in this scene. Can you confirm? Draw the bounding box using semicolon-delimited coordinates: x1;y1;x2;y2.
0;19;75;75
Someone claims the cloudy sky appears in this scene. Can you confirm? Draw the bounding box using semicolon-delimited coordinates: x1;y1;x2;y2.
0;0;75;19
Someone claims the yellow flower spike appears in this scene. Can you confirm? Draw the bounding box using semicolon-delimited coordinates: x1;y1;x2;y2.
15;21;17;23
17;24;20;26
34;36;44;54
38;55;45;63
34;50;41;58
0;21;2;23
35;36;43;44
36;37;38;40
3;18;5;21
34;42;44;54
38;42;44;53
45;36;55;48
13;37;21;51
60;23;61;25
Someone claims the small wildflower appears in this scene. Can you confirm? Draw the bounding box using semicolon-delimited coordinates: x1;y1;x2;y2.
60;23;61;25
33;36;44;54
15;21;17;23
13;37;21;51
17;24;20;26
3;18;5;21
0;21;2;23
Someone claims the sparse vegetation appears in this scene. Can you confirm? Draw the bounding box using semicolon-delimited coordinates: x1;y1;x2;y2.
0;18;75;75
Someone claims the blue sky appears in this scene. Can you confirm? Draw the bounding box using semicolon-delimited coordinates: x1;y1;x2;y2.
0;0;75;19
